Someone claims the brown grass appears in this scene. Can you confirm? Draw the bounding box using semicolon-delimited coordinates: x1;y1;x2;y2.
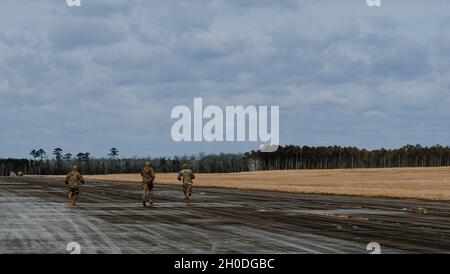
43;167;450;201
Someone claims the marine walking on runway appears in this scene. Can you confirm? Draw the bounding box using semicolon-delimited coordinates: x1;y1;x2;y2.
64;165;85;206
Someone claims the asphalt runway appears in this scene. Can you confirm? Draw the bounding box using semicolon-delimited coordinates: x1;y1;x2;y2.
1;176;450;254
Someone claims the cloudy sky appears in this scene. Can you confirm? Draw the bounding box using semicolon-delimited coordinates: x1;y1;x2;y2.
1;0;450;158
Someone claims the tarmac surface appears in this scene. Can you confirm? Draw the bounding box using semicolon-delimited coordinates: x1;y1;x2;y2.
1;176;450;254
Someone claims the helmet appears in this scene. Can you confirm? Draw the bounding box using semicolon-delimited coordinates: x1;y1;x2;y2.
182;163;189;169
72;165;79;172
144;161;152;167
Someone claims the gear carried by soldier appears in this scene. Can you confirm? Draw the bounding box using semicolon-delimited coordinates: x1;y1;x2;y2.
64;165;85;206
141;162;155;207
177;163;195;206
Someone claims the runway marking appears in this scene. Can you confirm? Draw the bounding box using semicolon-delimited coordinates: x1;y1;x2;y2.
0;188;122;254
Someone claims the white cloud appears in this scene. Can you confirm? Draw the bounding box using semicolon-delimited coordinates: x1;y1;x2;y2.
0;0;450;157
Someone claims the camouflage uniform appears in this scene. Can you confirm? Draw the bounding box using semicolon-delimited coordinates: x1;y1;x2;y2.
178;165;195;204
141;163;155;207
65;166;85;205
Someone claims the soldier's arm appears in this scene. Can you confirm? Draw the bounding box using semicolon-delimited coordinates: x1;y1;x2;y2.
80;174;85;184
177;172;182;181
191;173;195;180
64;174;69;185
151;169;156;180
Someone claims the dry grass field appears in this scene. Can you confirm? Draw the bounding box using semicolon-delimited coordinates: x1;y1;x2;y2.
43;167;450;201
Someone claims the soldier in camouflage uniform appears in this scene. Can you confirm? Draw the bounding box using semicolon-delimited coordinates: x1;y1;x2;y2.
64;165;85;206
141;162;155;207
177;163;195;206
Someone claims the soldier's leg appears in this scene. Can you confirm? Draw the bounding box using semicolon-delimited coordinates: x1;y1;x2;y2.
142;184;149;207
68;190;73;200
149;183;154;204
71;188;79;205
188;185;192;198
183;185;188;204
184;185;192;205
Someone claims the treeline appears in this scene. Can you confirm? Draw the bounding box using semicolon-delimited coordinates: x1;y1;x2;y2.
247;144;450;170
2;144;450;176
0;153;249;176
